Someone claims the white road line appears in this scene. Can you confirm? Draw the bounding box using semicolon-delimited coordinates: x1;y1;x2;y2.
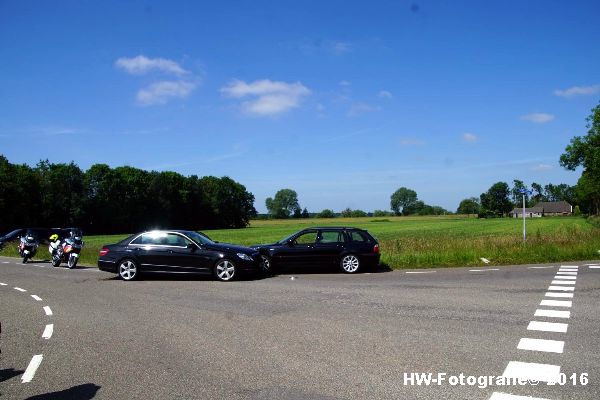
31;295;43;301
560;265;579;268
517;338;564;353
527;321;568;333
556;271;577;276
405;271;436;274
502;361;561;383
42;324;54;339
540;299;572;307
553;275;577;280
548;286;575;291
535;309;570;318
528;266;554;269
545;292;573;298
551;280;575;285
1;261;9;264
43;306;53;316
0;282;7;286
489;392;551;400
559;268;578;271
21;354;43;383
14;287;27;292
469;269;500;272
590;266;600;269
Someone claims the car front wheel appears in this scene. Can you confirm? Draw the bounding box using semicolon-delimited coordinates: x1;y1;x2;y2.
119;259;138;281
215;259;236;282
340;254;360;273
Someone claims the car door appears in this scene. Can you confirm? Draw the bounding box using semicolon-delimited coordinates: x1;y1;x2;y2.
314;230;346;267
274;230;319;268
128;233;171;272
164;233;212;273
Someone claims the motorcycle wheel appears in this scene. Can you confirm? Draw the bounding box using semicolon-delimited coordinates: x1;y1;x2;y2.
52;257;61;268
67;256;77;269
22;256;28;264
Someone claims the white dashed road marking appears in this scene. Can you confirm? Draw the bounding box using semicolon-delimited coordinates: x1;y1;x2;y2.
547;286;575;291
43;306;53;316
590;266;600;269
556;271;577;276
405;271;436;274
14;287;27;292
545;292;573;298
527;321;568;333
501;361;561;383
553;275;577;280
2;261;9;264
469;269;500;272
489;392;551;400
31;295;43;301
540;299;572;307
517;338;564;353
551;280;575;285
0;282;7;286
42;324;54;339
21;354;43;383
534;309;570;319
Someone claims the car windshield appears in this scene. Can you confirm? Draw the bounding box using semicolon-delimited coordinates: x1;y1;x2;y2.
277;232;297;244
185;231;215;246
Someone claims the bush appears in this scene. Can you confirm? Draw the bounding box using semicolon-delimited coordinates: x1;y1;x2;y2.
318;209;336;218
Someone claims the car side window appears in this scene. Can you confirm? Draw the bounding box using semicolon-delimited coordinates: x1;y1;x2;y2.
349;231;368;242
166;234;190;247
318;230;344;243
294;231;317;245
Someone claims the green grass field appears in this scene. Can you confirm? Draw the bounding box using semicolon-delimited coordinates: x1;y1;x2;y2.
2;216;599;269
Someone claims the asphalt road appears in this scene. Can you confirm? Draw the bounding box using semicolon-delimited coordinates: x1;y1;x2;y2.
1;256;599;400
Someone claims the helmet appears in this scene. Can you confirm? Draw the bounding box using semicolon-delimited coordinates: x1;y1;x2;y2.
50;234;59;241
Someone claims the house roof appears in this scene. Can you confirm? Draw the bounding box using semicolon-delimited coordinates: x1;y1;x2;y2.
511;207;543;214
534;201;572;213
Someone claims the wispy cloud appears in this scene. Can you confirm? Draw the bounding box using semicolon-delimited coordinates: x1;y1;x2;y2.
554;84;600;98
115;55;188;76
520;113;555;123
220;79;311;116
330;41;352;55
531;163;553;171
462;133;479;142
347;103;381;117
399;138;425;146
378;90;393;99
136;81;197;106
339;80;351;87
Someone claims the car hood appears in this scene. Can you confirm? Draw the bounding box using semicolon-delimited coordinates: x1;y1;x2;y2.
205;242;257;255
250;242;282;249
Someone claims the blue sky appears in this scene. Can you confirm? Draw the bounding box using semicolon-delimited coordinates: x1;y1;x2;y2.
1;0;599;213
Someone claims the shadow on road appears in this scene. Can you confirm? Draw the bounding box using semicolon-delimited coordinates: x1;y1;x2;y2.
25;383;101;400
0;368;24;383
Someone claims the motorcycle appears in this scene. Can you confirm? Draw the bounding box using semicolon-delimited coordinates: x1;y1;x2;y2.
18;233;39;263
51;234;84;269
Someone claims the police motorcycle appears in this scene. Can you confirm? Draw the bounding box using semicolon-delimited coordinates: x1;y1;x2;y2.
49;229;84;269
18;230;39;263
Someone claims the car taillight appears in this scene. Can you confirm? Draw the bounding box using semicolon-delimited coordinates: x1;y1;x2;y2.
373;244;379;253
99;247;109;257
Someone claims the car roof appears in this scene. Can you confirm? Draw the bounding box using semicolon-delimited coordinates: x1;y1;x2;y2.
301;227;365;231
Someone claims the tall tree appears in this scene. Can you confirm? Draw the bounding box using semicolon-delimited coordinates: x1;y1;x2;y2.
560;102;600;214
480;182;512;216
531;182;545;204
511;180;529;206
265;189;300;219
390;187;418;216
456;197;480;215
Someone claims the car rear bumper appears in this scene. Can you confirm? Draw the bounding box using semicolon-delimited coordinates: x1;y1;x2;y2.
98;258;117;273
361;253;381;268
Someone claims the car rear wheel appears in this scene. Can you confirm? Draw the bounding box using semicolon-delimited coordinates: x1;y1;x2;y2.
340;254;360;273
119;259;138;281
215;259;236;282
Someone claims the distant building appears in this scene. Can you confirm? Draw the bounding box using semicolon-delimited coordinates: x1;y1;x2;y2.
510;201;572;218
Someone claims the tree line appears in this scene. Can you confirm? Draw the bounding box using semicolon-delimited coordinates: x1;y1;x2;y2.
0;156;257;234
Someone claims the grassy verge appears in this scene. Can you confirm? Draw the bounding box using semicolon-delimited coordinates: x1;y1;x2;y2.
1;216;599;269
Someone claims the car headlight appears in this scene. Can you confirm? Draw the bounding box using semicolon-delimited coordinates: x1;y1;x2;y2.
237;253;253;261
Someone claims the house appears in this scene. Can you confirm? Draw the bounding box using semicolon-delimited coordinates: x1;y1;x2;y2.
510;207;543;218
510;201;572;218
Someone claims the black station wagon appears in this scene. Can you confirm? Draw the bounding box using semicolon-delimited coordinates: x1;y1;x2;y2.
252;227;380;274
98;230;262;281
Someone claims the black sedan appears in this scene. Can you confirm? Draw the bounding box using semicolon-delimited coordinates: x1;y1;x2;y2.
98;230;262;281
252;227;380;274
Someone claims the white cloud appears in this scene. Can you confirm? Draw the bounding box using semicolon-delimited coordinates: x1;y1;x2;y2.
378;90;393;99
115;55;188;76
339;80;352;87
399;138;425;146
330;41;352;55
531;163;553;171
520;113;555;123
220;79;311;116
462;133;479;142
347;103;381;117
554;84;600;98
136;80;197;106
